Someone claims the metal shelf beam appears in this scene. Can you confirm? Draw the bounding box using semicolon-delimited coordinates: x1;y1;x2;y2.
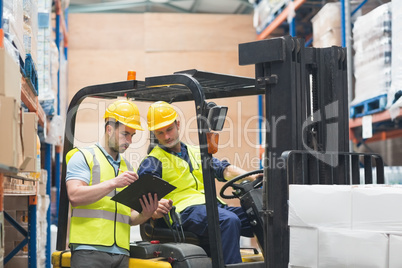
257;0;306;40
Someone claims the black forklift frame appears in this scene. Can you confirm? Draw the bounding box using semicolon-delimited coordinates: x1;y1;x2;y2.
56;70;265;268
56;35;386;268
238;35;384;267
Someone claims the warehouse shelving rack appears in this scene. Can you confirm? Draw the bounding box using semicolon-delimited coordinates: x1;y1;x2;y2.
257;0;402;148
0;0;50;267
350;108;402;144
3;78;46;268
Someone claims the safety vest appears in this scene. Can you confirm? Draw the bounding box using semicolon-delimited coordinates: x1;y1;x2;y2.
149;145;225;213
66;145;132;250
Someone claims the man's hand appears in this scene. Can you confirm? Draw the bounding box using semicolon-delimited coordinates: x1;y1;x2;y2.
245;174;261;182
114;171;138;188
224;165;260;183
130;193;159;225
152;199;173;219
139;193;159;219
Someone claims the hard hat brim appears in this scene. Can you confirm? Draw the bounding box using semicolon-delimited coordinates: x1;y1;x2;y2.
148;117;177;131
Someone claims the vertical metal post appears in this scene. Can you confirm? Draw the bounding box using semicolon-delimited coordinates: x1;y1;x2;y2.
341;0;346;47
64;7;68;59
54;2;62;261
289;20;296;36
0;0;3;29
28;198;37;268
342;0;354;151
56;9;61;116
54;150;60;226
45;143;52;268
289;0;296;37
258;95;263;169
0;0;4;48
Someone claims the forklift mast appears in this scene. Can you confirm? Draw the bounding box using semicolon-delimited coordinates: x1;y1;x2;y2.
239;36;383;267
239;35;349;267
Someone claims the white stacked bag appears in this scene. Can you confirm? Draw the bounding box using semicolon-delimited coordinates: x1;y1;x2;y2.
352;3;391;107
289;184;402;268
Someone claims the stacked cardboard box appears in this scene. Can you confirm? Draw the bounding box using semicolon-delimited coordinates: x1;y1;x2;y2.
311;3;342;48
0;96;23;170
0;48;22;102
20;112;39;173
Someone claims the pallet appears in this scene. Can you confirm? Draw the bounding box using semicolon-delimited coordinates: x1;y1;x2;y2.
350;94;388;118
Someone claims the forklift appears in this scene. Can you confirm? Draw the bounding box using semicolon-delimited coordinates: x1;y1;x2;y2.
52;36;384;268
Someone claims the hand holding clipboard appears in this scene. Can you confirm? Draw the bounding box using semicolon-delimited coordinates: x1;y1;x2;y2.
111;174;176;213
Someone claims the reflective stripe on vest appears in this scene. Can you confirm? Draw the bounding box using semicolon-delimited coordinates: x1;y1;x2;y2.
67;145;133;250
148;145;225;213
71;208;131;224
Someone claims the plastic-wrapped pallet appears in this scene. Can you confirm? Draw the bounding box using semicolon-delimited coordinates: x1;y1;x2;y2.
253;0;288;34
37;0;55;111
23;0;38;64
2;0;25;61
352;3;391;109
360;166;402;185
36;194;49;267
388;0;402;112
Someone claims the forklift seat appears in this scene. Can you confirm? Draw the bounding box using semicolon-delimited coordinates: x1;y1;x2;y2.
139;218;211;255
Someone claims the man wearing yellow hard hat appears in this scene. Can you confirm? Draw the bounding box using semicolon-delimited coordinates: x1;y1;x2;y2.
65;100;172;268
138;101;259;264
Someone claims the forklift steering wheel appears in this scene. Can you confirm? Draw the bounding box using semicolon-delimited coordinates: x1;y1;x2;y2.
219;170;263;199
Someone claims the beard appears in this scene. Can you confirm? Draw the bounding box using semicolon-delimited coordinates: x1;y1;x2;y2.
108;135;128;154
162;137;180;148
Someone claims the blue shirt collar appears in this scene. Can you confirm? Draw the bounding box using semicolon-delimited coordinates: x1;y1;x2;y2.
159;142;187;157
95;143;121;164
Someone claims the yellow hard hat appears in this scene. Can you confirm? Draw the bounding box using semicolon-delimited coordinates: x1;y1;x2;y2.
147;101;178;131
104;100;144;131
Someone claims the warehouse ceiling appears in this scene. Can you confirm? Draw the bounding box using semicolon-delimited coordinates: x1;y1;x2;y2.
68;0;254;14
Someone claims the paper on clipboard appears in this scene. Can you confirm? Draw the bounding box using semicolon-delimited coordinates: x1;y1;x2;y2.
111;174;176;212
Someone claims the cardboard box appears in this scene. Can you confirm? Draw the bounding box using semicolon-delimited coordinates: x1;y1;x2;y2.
0;48;22;101
4;196;28;211
4;226;26;242
313;27;342;48
4;255;27;268
0;96;22;169
311;3;341;42
20;112;39;172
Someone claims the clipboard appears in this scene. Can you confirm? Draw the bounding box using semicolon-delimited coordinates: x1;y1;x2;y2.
111;174;176;212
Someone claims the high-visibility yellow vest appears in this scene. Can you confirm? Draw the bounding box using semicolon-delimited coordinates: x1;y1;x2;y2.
66;145;132;250
148;145;225;213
